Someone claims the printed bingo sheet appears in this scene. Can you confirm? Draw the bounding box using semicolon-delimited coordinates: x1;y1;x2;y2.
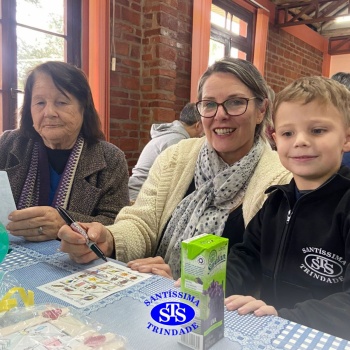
38;261;151;308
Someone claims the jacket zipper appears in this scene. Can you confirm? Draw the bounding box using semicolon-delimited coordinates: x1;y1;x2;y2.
273;209;292;301
286;210;292;224
271;174;341;303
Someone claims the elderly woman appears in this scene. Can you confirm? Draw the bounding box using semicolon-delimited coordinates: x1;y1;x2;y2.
0;61;129;241
58;58;291;278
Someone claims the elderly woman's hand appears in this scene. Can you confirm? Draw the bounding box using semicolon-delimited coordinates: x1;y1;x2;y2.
58;222;114;264
127;256;174;279
7;206;66;241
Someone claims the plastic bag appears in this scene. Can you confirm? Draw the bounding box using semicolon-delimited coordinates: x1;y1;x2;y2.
0;303;128;349
0;272;34;312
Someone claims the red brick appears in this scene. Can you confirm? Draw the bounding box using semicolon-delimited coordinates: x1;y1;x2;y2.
156;45;177;61
153;108;175;121
120;58;140;68
110;106;130;119
115;42;129;56
150;68;176;78
154;76;176;91
117;138;139;151
144;28;162;37
121;7;140;26
120;76;140;90
141;84;153;92
130;45;141;59
157;12;178;31
149;100;174;109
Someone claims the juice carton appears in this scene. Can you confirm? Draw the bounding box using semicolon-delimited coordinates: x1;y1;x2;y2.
179;233;228;350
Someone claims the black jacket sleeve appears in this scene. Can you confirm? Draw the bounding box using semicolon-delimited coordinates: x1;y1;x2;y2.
278;289;350;340
226;203;265;297
226;191;350;341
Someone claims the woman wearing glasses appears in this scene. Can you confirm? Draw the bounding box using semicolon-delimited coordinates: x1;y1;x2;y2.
59;58;291;278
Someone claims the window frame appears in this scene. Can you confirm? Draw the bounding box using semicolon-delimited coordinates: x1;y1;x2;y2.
211;0;254;62
0;0;81;131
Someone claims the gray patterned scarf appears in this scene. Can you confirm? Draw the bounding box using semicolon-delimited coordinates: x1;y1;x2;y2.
18;135;84;209
156;137;264;279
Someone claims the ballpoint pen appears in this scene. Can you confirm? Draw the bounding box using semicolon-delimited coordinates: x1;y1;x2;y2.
57;206;107;262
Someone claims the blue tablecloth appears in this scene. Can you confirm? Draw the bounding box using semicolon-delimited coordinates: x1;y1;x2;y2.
1;236;350;350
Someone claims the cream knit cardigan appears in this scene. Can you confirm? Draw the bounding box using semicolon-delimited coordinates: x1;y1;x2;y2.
108;137;292;263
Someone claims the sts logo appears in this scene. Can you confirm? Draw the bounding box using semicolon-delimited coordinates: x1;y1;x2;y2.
151;302;195;326
300;247;346;283
144;290;200;336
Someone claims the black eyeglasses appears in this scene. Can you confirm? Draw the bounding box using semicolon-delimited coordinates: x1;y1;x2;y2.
196;97;258;118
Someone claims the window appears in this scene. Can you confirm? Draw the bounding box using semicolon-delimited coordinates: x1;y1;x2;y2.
210;0;254;65
0;0;81;131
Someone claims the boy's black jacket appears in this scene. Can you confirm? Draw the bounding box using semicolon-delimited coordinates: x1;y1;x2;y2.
226;166;350;340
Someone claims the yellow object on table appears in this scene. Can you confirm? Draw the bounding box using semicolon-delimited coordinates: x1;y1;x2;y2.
0;287;34;311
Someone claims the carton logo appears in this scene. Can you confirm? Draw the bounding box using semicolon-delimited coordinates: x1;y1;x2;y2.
208;250;226;271
151;302;195;326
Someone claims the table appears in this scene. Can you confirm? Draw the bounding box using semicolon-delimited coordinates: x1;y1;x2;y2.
1;236;350;350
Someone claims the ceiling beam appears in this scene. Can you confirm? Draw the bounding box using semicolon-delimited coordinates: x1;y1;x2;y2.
273;1;350;54
275;0;346;11
328;35;350;55
275;0;349;27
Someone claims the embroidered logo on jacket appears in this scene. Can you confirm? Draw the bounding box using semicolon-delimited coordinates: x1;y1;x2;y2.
300;247;345;283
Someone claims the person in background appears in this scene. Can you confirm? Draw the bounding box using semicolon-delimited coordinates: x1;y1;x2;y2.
0;61;129;241
331;71;350;87
128;102;203;201
225;76;350;340
264;85;276;150
58;58;291;278
331;71;350;167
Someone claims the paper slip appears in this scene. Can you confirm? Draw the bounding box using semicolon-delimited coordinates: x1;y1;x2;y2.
38;261;151;308
0;171;16;226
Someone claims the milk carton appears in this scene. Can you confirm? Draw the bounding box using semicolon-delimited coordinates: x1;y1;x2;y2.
179;233;228;350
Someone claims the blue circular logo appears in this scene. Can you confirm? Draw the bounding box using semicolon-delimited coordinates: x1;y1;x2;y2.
150;302;195;326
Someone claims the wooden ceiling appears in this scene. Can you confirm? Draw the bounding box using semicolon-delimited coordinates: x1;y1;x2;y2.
269;0;350;54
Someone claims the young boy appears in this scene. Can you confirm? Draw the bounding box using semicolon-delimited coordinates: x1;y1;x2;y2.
225;76;350;340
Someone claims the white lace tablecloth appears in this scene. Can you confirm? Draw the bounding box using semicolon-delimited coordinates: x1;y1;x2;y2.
1;236;350;350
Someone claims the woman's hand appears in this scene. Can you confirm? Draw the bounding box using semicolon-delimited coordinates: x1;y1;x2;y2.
6;206;66;241
58;222;114;264
225;295;278;317
127;256;174;279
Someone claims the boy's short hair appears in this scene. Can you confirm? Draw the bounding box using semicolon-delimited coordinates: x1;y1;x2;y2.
273;76;350;127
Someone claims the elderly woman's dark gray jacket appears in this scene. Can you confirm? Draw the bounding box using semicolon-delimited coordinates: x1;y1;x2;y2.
0;129;129;225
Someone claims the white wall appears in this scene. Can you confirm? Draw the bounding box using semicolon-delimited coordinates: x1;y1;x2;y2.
329;55;350;77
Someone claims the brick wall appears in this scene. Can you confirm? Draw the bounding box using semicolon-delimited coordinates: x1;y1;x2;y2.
110;3;324;172
265;25;324;93
110;0;193;171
